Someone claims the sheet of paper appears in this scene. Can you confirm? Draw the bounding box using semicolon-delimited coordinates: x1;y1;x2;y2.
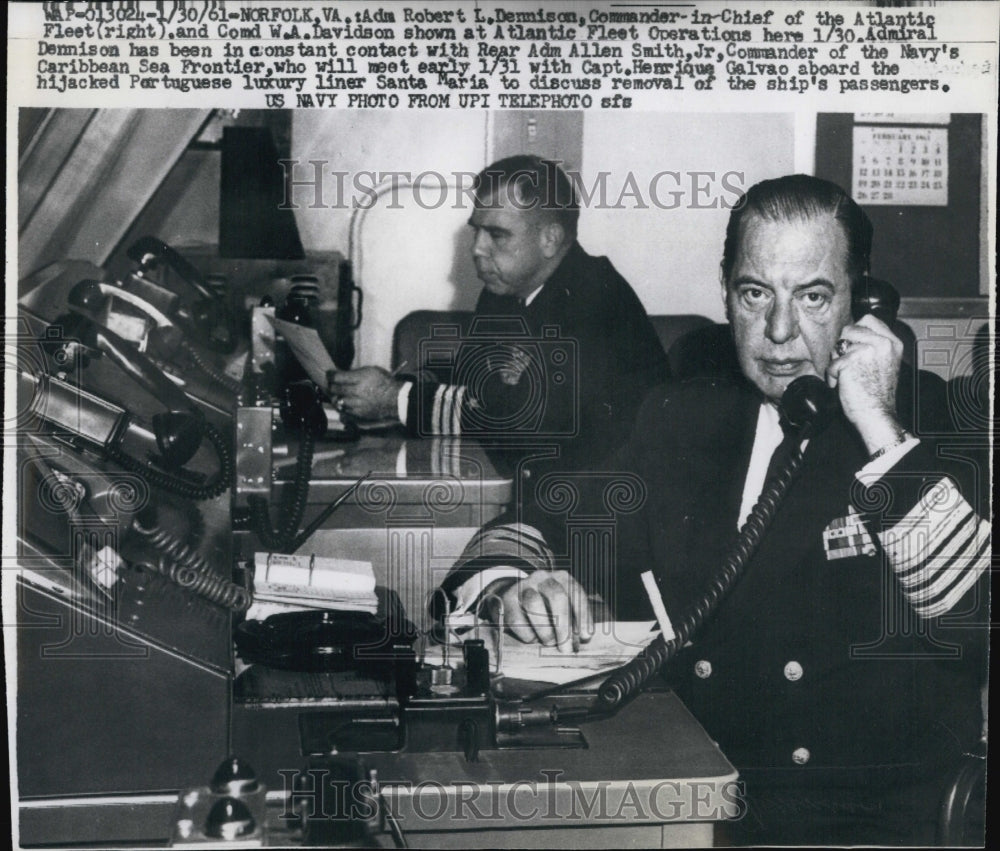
423;621;659;685
271;317;338;389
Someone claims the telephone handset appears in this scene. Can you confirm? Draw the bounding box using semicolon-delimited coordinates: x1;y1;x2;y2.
125;236;239;354
38;310;233;500
69;279;240;394
558;279;902;718
332;260;363;370
778;276;903;427
852;275;900;325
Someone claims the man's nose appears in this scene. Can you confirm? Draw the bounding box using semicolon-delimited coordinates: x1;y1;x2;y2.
765;297;799;344
471;230;490;258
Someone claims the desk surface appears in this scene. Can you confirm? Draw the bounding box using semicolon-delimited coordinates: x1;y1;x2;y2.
270;433;513;532
278;432;509;489
231;687;738;847
372;690;738;826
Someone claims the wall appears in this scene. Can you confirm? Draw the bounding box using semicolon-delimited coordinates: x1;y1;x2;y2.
290;110;490;365
288;110;797;365
578;112;796;322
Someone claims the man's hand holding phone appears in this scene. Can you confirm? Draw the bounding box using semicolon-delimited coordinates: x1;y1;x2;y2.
826;313;907;455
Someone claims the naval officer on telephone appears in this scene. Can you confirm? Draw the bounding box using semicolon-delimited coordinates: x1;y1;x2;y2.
438;174;989;845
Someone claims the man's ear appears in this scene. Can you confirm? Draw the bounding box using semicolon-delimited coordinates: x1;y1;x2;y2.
539;221;566;259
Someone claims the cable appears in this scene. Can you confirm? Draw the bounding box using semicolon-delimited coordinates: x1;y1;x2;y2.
131;509;251;612
107;419;233;501
382;801;408;849
594;437;809;713
166;339;242;394
246;429;316;553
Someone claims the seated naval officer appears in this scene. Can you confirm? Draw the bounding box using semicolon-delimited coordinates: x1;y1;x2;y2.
437;175;989;845
329;155;667;470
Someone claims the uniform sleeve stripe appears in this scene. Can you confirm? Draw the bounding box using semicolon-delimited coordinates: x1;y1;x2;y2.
431;385;446;434
442;385;455;433
462;523;554;569
452;386;465;435
884;502;973;572
894;509;980;586
876;477;990;619
905;536;989;602
898;522;990;619
911;539;990;619
878;478;973;571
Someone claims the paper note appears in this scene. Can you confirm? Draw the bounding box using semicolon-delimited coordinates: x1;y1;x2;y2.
424;621;659;685
271;317;338;389
254;552;375;592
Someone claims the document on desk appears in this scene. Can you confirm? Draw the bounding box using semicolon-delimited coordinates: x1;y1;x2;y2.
425;621;658;685
271;317;337;389
248;552;379;618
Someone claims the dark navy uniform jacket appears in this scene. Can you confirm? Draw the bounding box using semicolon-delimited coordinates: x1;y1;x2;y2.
404;241;668;469
444;370;988;784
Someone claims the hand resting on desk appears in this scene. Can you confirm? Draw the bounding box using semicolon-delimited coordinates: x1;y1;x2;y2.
480;570;595;654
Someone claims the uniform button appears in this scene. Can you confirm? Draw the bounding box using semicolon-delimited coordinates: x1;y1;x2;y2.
783;661;803;681
792;747;811;765
694;660;712;679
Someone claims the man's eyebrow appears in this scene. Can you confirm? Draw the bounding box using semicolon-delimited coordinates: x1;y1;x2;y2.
731;276;771;288
467;219;510;235
792;279;836;292
729;277;837;291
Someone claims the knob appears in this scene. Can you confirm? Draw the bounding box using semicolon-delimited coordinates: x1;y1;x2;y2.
210;756;259;797
204;796;255;840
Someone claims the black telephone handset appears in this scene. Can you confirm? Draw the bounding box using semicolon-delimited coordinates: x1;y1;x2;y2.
68;279;240;394
125;236;239;354
41;310;233;501
852;275;901;325
577;279;902;716
779;276;903;431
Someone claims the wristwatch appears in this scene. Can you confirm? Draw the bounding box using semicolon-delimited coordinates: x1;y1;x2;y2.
869;428;913;462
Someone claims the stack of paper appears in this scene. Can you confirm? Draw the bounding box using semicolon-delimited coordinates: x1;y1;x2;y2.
249;552;378;620
423;621;659;686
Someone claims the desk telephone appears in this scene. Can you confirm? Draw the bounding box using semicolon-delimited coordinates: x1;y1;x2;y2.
18;238;246;622
27;309;233;502
125;235;239;355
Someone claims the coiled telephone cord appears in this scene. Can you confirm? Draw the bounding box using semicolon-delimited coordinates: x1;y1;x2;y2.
107;419;234;501
596;443;807;711
131;510;251;612
246;428;316;554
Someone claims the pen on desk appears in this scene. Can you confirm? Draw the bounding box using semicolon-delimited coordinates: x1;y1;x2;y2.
289;470;372;551
274;448;346;468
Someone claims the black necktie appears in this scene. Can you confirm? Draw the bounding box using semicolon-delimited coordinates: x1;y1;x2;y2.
764;413;800;486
